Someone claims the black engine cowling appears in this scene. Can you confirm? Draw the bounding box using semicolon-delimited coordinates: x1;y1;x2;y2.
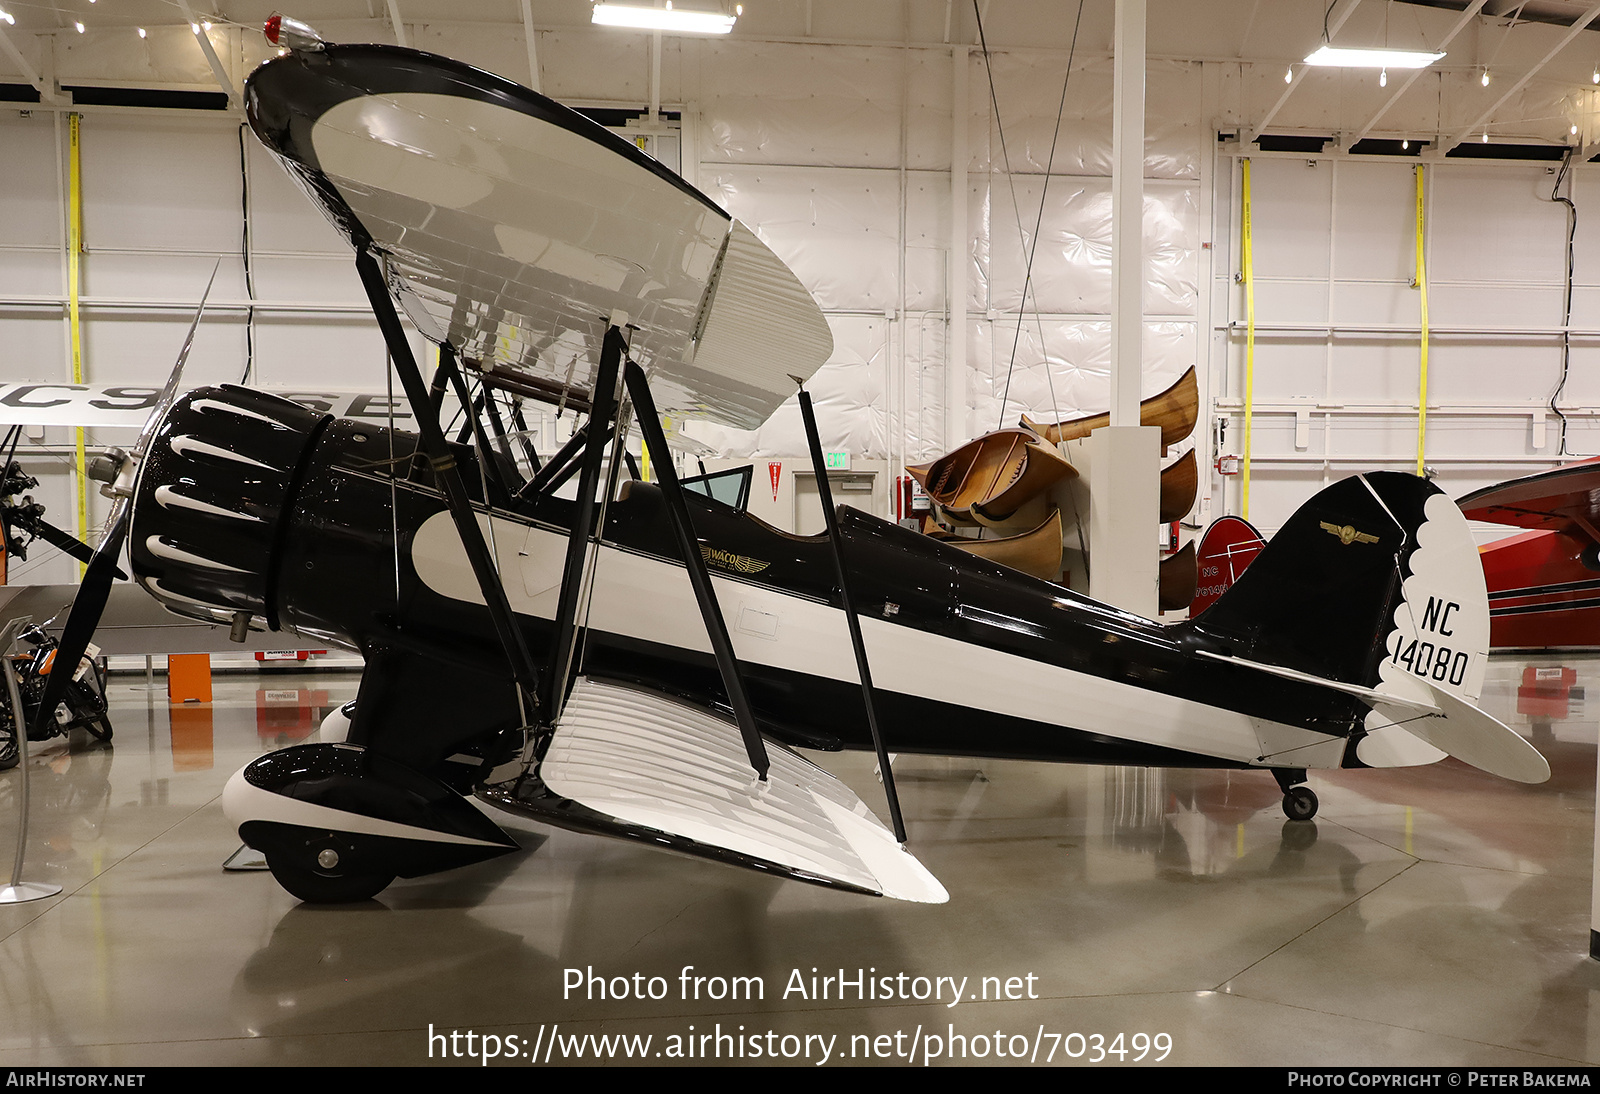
129;385;329;632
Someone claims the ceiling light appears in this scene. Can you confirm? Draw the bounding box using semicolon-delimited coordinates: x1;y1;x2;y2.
1285;67;1293;83
74;21;84;33
1402;139;1409;150
1593;65;1598;84
1379;68;1387;88
1303;46;1444;69
137;27;146;38
1573;124;1580;136
0;9;14;26
1481;69;1490;87
591;3;736;34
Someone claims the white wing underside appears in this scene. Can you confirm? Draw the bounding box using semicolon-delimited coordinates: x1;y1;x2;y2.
303;91;832;429
541;677;948;903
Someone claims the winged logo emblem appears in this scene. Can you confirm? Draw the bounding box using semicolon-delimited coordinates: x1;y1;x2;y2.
1320;521;1378;546
700;545;771;574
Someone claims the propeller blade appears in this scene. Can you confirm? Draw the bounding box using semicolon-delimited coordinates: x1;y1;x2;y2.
40;517;128;580
22;516;96;569
27;520;125;740
24;261;221;740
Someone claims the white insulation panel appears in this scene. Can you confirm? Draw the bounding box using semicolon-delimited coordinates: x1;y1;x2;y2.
3;17;1596;581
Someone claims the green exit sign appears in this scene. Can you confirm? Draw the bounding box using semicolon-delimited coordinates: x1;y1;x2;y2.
824;451;851;471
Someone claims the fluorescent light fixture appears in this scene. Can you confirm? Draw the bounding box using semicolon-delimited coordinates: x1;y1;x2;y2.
1303;45;1444;69
592;4;736;34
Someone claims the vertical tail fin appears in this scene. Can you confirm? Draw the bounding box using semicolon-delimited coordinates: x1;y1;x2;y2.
1189;473;1543;781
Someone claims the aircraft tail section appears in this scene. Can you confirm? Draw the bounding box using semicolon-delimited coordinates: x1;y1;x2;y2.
1192;472;1547;782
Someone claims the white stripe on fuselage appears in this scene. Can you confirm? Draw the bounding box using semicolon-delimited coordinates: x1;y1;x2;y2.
409;511;1343;770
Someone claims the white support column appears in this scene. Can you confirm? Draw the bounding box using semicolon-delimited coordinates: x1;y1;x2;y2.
1110;0;1144;429
1592;739;1600;960
1093;0;1158;617
947;45;969;450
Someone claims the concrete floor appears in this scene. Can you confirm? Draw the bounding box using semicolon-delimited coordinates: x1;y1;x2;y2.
0;657;1596;1067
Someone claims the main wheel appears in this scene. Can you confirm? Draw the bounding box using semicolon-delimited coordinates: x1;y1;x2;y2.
1282;785;1318;822
264;845;394;904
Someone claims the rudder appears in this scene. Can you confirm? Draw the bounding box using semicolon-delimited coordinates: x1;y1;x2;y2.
1191;472;1489;703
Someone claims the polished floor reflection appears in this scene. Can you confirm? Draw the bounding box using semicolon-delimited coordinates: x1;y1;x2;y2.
0;658;1597;1066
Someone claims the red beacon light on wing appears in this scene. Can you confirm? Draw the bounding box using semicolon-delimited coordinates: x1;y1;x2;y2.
264;13;325;52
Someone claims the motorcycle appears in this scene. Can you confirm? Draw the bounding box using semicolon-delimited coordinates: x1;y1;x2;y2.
0;624;113;770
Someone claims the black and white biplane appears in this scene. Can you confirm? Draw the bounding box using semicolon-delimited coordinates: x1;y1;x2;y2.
34;20;1551;905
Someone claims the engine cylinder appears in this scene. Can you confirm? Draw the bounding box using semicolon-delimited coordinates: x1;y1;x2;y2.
129;385;328;630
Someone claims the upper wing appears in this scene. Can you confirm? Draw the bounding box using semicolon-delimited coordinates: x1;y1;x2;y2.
244;44;832;430
1456;456;1600;536
0;385;420;428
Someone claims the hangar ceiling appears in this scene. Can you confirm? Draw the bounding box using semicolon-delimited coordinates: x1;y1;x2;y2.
6;2;1600;155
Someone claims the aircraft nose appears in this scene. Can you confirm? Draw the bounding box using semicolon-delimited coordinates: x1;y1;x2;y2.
128;386;328;634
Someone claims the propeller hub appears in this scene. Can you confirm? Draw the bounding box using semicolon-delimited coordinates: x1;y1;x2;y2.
86;449;125;491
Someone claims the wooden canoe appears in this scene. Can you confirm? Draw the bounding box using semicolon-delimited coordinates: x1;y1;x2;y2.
906;427;1077;525
932;508;1063;581
1021;366;1198;449
1159;449;1198;524
1158;540;1197;612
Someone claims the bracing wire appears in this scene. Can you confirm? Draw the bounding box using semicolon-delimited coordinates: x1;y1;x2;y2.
974;0;1084;432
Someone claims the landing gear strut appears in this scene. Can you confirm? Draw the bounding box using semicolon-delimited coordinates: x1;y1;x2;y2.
1272;768;1318;822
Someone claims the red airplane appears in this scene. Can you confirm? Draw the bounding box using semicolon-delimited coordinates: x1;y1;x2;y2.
1456;457;1600;651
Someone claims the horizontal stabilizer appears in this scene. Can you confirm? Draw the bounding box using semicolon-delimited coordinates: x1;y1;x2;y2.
1368;681;1550;784
1198;649;1548;783
1195;648;1439;711
540;677;947;903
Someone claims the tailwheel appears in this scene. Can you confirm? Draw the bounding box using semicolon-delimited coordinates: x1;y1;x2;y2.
1282;785;1318;822
264;841;394;904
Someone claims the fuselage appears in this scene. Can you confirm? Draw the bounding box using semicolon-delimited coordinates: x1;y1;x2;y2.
128;386;1364;778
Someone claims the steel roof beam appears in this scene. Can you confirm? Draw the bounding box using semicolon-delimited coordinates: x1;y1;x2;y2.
1443;0;1600;150
1350;0;1489;147
1248;0;1365;144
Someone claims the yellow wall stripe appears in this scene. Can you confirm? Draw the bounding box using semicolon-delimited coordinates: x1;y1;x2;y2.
68;112;87;572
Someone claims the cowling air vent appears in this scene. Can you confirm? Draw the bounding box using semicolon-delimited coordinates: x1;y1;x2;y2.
129;386;328;630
